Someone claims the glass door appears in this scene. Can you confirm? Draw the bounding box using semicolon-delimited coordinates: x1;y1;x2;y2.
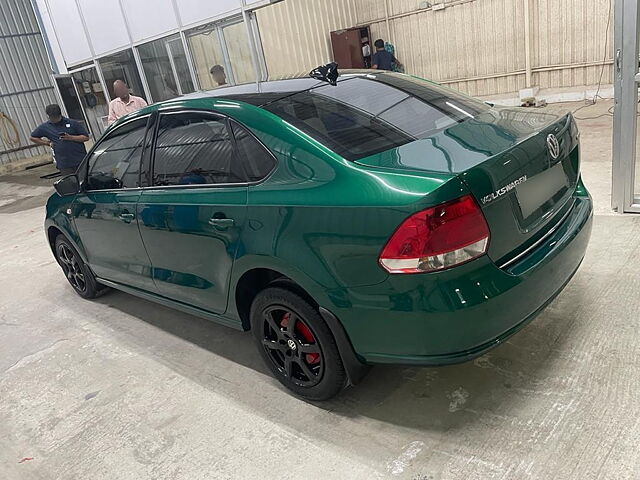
69;67;109;139
55;69;108;141
54;76;86;124
612;0;640;212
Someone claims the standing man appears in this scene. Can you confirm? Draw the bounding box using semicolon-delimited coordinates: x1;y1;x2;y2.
30;104;90;176
107;79;147;125
209;65;227;87
371;39;402;71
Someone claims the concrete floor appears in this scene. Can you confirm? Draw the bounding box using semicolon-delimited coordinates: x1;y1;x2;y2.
1;100;639;479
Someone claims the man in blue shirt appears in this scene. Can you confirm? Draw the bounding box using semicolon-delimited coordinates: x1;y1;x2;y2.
30;104;90;175
371;39;402;71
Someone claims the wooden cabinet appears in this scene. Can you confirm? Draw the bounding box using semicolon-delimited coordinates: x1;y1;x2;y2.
330;26;372;69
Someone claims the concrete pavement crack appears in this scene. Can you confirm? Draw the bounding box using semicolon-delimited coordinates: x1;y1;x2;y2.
2;338;70;374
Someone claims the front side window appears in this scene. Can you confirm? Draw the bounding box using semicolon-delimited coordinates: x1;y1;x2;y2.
153;113;243;186
230;121;276;181
86;117;149;190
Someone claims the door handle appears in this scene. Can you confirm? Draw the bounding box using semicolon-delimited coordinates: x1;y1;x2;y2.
118;212;135;223
208;217;235;228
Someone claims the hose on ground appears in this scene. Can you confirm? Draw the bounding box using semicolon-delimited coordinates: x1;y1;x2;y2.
0;112;21;149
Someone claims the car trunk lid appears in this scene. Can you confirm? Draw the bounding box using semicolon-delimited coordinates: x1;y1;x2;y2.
355;107;580;266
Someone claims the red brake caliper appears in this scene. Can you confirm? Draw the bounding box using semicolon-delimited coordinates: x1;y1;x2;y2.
280;312;320;365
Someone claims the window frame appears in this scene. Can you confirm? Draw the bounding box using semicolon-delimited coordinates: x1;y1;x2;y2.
80;113;155;193
228;118;277;184
143;108;277;190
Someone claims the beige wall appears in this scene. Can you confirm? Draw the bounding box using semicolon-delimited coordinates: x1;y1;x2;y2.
362;0;528;96
531;0;613;90
256;0;358;79
256;0;613;97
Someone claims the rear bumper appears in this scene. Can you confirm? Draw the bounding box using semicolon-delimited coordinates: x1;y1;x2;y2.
329;194;593;366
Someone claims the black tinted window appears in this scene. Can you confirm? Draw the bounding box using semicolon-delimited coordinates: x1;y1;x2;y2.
153;113;243;186
87;117;148;190
263;75;489;161
231;121;276;181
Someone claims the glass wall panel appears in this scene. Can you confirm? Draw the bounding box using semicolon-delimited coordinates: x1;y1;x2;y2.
187;19;256;90
222;22;255;85
138;34;195;102
98;49;147;102
187;27;225;90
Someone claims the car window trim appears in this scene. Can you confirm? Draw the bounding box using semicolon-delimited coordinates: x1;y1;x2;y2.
82;114;154;193
81;109;279;193
139;112;159;188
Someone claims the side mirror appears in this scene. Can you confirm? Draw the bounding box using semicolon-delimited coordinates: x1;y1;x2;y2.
54;174;80;197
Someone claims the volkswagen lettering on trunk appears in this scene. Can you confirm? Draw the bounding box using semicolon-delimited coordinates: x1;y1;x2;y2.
45;69;593;400
481;175;528;205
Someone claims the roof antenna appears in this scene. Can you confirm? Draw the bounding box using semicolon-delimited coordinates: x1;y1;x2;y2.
309;62;339;86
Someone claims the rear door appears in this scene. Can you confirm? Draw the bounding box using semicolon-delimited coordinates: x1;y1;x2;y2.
137;110;247;314
73;115;157;291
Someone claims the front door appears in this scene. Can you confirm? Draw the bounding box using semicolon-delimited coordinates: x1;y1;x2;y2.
137;111;247;314
69;67;110;139
73;115;156;291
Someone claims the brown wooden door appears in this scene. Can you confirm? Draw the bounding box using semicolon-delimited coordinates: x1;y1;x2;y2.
330;29;365;68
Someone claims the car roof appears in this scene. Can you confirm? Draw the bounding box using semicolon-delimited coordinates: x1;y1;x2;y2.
177;70;390;107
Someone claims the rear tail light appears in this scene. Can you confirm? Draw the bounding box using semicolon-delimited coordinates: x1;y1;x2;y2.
379;195;490;274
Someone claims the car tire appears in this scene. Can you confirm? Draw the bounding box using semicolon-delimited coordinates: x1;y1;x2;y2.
54;235;107;299
250;287;346;401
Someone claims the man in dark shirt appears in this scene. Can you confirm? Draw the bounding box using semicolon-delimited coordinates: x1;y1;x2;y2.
30;104;90;175
371;39;402;71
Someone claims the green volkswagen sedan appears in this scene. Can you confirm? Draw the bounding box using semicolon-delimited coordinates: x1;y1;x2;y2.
45;71;592;400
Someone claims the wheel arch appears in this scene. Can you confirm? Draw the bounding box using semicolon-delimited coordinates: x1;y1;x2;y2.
47;225;62;256
45;219;88;264
234;267;287;330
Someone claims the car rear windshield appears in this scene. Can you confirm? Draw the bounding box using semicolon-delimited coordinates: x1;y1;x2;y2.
262;74;490;161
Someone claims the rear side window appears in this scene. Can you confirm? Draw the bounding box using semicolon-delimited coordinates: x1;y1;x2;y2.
263;75;489;161
230;121;276;181
86;117;149;190
153;113;244;186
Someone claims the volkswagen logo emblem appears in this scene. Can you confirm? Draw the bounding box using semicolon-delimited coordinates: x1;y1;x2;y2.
547;134;560;160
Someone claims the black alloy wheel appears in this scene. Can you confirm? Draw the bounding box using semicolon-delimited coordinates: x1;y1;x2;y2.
261;306;324;387
251;287;346;400
57;242;87;294
54;235;106;299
